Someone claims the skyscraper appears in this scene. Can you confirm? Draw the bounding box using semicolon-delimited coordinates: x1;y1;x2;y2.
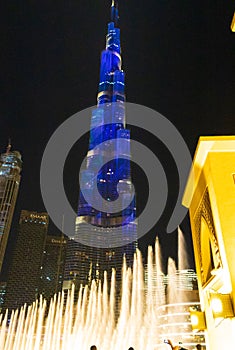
0;142;22;274
39;234;67;300
4;210;49;312
63;1;137;290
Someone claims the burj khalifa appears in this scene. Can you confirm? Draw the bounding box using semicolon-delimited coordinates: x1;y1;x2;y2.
63;1;137;291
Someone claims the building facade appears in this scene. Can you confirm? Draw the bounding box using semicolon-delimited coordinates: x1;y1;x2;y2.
39;234;67;300
183;136;235;350
4;210;49;312
0;143;22;274
0;281;6;312
63;1;137;291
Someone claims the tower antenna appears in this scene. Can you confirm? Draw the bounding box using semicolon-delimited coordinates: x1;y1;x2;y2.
6;138;11;154
111;0;119;26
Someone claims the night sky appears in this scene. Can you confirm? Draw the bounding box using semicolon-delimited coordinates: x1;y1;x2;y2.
1;1;235;274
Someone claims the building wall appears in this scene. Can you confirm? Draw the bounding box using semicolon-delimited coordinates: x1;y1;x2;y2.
4;210;48;312
183;137;235;350
0;281;6;312
39;235;67;300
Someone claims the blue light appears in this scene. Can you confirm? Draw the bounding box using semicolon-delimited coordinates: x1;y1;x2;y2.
73;1;137;287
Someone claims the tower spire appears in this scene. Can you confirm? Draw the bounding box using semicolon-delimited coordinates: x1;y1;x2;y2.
6;138;11;154
97;0;124;105
111;0;119;26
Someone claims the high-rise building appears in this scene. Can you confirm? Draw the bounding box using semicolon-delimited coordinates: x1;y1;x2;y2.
0;281;7;312
4;210;49;312
0;142;22;274
63;1;137;290
63;238;85;290
39;234;67;300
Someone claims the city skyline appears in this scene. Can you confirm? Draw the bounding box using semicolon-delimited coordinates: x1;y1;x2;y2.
0;1;234;270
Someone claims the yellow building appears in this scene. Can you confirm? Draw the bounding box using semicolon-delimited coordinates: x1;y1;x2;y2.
183;136;235;350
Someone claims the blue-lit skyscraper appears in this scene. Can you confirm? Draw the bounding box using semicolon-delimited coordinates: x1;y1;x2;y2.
63;1;137;290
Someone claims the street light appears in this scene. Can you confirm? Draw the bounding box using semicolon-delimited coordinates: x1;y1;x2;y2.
209;293;234;318
189;308;206;331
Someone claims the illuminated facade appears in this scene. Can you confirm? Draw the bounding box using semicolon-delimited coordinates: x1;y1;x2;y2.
0;143;22;274
63;1;137;290
183;136;235;350
4;210;49;312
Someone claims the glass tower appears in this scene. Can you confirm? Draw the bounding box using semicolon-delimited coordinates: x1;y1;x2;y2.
0;142;22;274
63;1;137;290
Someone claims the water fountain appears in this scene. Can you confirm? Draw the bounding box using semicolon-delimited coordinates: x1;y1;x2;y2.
0;231;204;350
